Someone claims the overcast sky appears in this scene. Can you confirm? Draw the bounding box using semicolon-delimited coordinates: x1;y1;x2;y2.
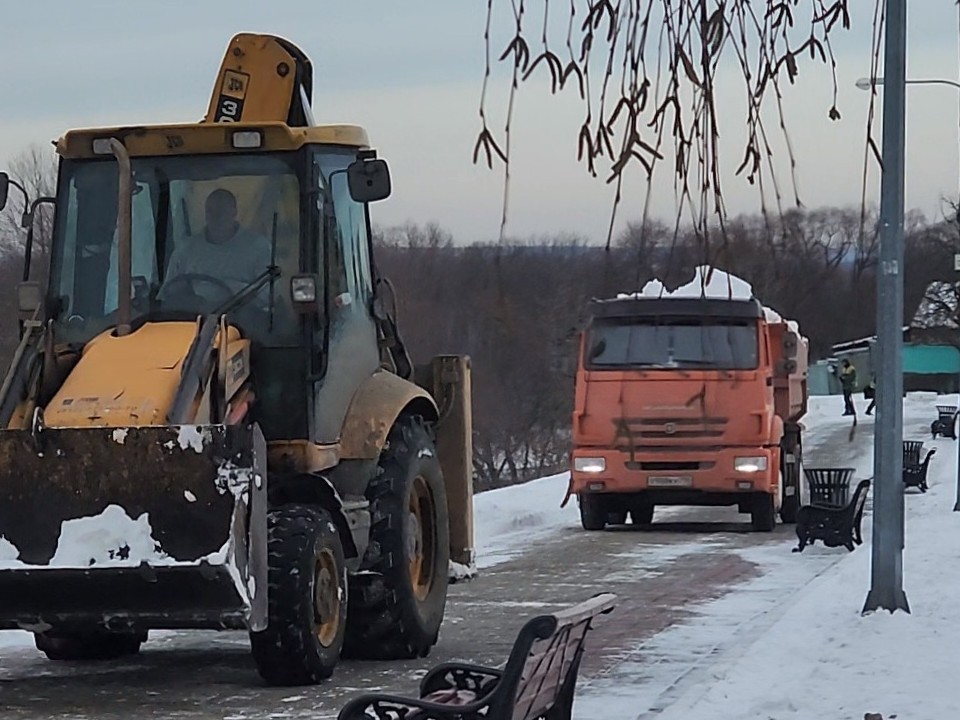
2;1;960;244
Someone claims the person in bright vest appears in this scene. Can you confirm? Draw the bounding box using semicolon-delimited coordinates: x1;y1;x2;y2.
839;359;857;416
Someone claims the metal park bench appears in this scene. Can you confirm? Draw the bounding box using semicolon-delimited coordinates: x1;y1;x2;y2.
903;440;936;493
337;593;618;720
793;478;871;553
931;405;958;440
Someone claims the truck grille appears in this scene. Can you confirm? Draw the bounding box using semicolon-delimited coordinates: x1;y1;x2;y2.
628;460;716;471
613;416;729;446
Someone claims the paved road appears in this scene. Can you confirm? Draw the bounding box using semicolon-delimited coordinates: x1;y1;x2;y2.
0;415;872;720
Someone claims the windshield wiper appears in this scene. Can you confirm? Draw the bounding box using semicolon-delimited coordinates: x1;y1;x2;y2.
213;265;282;317
672;358;719;366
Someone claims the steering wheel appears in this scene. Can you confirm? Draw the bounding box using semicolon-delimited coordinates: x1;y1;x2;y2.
162;273;236;304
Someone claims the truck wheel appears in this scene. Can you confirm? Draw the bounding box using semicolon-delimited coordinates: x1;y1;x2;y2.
780;463;800;523
343;416;450;660
780;435;802;524
630;503;654;525
578;493;606;530
780;486;799;523
34;629;145;661
250;505;347;686
751;494;776;532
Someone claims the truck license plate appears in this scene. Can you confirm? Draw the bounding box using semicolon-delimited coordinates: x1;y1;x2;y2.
648;475;693;487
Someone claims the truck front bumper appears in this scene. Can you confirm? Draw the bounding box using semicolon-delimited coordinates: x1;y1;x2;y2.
569;446;779;499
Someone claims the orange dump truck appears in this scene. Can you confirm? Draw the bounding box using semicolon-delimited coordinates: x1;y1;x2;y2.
567;292;808;532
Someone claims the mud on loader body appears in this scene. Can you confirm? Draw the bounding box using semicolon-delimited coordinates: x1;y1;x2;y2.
0;33;474;685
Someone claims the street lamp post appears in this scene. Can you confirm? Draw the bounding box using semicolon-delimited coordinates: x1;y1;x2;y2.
856;0;910;615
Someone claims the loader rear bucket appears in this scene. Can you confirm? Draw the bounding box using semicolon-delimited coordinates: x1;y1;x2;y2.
0;424;267;633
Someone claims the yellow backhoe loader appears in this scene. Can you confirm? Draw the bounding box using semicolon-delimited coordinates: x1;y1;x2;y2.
0;33;474;686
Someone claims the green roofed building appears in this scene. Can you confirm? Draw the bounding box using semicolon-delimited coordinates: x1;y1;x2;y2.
811;282;960;395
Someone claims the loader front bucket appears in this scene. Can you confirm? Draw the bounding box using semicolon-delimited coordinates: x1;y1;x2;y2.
0;424;267;633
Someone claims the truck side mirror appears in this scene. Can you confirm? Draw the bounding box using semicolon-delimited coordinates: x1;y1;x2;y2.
782;330;798;359
0;172;9;212
17;281;42;320
347;158;391;203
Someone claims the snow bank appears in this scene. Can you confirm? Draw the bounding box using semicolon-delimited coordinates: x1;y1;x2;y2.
472;472;579;569
619;265;801;335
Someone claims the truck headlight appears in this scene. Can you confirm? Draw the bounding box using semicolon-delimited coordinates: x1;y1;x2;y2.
734;456;767;473
574;457;605;473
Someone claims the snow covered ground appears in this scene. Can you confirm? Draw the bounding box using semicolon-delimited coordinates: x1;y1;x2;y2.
644;393;960;720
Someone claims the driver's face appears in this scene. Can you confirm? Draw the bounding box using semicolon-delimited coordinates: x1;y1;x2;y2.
205;193;237;243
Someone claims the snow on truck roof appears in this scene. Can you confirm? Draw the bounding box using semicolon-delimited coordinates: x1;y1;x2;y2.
604;265;803;335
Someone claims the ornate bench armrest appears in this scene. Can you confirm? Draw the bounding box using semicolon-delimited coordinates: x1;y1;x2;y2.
338;691;491;720
419;662;503;697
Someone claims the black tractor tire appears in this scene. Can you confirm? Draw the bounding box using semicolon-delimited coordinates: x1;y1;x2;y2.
751;493;777;532
630;503;655;525
34;629;146;661
250;504;348;686
607;510;628;525
578;493;606;531
343;416;450;660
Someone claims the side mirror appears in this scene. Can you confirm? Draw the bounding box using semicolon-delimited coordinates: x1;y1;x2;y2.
0;172;9;212
347;158;391;203
17;281;42;320
782;330;799;359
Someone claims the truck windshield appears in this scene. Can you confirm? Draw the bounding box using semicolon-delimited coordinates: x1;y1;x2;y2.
49;152;303;346
586;320;759;370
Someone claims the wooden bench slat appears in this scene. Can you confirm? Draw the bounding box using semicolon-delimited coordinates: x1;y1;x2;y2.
549;593;616;627
513;621;587;720
525;628;588;669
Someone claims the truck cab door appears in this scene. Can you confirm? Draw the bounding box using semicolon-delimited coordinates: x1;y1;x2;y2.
310;151;381;445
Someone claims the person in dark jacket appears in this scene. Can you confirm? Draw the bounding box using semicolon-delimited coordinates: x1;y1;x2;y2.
864;375;877;416
840;359;857;416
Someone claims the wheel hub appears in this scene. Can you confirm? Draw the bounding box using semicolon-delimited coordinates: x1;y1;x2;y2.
313;548;341;647
408;475;437;602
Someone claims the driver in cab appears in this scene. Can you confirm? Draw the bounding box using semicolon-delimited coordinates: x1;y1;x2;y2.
161;188;271;307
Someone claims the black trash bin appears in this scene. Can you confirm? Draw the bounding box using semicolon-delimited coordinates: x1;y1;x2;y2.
932;405;958;440
903;440;924;469
804;467;855;508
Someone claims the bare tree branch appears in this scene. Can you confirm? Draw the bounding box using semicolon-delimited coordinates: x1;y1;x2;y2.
479;0;867;255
